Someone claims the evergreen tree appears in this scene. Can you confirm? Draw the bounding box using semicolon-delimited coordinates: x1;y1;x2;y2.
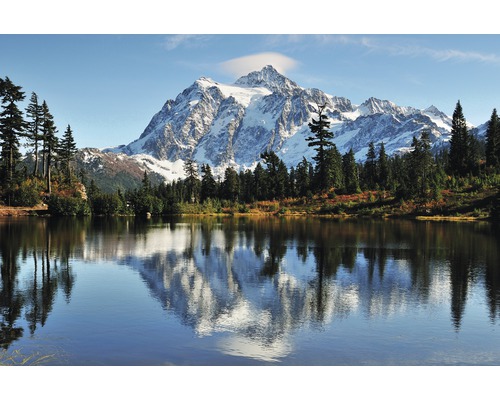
325;145;343;190
200;164;217;202
377;142;390;190
306;103;334;192
0;76;25;189
58;124;78;183
261;150;289;199
40;101;58;193
295;157;311;197
253;162;267;200
363;141;378;190
222;166;239;201
485;108;500;169
342;149;360;194
25;92;44;176
408;131;433;198
183;158;199;203
448;100;472;176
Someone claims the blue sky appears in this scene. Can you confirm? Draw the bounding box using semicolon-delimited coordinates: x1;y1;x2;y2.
1;5;500;149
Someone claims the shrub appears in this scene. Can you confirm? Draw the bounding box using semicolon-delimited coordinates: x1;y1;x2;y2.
10;179;42;207
47;195;91;216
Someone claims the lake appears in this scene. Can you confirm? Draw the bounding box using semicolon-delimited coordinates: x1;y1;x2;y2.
1;215;500;366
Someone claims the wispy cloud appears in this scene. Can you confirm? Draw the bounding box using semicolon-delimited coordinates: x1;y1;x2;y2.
350;36;500;65
163;35;210;51
219;52;298;78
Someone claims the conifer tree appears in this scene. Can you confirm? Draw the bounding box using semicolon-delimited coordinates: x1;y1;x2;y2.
183;158;199;203
485;108;500;169
342;149;360;194
377;142;389;190
325;145;343;190
364;142;378;190
306;103;334;192
295;157;311;197
253;162;267;200
0;76;25;188
40;101;58;193
200;163;217;202
58;124;78;183
222;166;239;201
25;92;44;176
448;100;471;176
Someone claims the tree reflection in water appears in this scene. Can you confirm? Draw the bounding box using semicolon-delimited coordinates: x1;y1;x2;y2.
1;216;500;359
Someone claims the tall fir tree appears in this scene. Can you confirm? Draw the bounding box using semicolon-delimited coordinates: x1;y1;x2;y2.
40;101;58;193
448;100;471;176
325;145;343;190
295;157;311;197
0;76;25;189
342;149;360;194
58;124;78;183
183;158;199;203
377;142;390;190
25;92;44;176
363;141;378;190
485;108;500;169
200;163;217;202
253;162;267;200
306;103;334;192
222;166;239;201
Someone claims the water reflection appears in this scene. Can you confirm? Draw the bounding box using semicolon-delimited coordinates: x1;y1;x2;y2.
1;216;500;362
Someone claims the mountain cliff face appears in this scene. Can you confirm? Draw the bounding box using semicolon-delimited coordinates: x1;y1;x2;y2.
88;65;484;187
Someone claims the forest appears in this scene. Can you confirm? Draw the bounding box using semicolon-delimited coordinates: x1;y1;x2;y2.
2;75;500;219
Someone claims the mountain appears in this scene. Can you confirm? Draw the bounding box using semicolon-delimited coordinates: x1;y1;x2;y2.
78;65;485;189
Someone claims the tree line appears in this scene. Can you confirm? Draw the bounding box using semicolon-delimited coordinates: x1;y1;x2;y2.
3;74;500;216
0;76;78;206
85;101;500;216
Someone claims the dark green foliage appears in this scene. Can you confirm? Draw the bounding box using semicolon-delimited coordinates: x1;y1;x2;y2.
486;108;500;169
448;100;478;176
377;142;390;190
342;149;360;194
46;195;91;216
0;76;25;186
325;145;343;190
58;125;78;183
9;179;42;207
295;157;311;197
306;104;334;192
222;166;240;201
200;164;217;201
261;150;289;199
253;162;267;200
25;92;44;176
363;142;378;190
183;158;200;203
40;101;58;193
91;193;125;215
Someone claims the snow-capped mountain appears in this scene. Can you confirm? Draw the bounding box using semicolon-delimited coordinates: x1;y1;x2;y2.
83;64;485;187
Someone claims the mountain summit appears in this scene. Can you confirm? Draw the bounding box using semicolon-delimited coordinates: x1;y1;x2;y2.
102;65;471;180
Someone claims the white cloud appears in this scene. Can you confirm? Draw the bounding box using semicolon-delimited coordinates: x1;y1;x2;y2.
219;52;298;78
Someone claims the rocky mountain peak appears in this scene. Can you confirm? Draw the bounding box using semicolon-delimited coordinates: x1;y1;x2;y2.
235;65;300;94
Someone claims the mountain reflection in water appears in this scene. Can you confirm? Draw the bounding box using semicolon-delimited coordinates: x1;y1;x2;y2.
1;216;500;365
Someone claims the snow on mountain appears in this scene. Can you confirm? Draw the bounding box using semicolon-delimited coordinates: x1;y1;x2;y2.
97;65;485;183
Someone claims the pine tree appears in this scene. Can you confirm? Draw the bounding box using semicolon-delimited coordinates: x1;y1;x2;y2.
325;145;343;190
253;162;267;200
342;149;360;194
448;100;471;176
40;101;58;193
222;166;239;201
200;164;217;202
183;158;199;203
58;124;78;183
0;76;25;189
378;142;390;190
363;142;378;190
485;108;500;169
25;92;44;176
306;103;334;192
409;131;433;198
295;157;311;197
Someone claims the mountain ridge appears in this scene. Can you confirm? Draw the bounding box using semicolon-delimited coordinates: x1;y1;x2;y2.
80;65;486;189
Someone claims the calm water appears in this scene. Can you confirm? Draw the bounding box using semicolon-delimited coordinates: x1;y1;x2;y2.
1;215;500;365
